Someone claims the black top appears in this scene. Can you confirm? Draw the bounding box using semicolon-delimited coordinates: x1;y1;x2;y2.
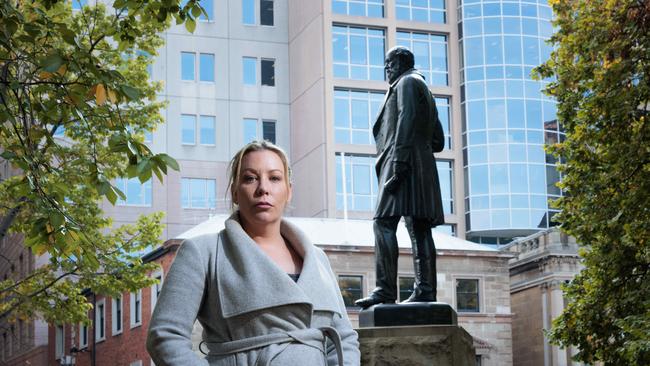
287;273;300;282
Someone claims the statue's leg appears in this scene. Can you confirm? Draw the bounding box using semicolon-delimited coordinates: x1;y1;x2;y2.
355;216;400;308
403;217;437;302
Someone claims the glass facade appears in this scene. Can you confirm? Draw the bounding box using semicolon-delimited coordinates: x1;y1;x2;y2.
199;116;216;145
332;25;385;81
181;52;195;81
460;0;561;238
116;178;152;206
396;31;448;86
332;0;384;17
199;53;215;82
181;114;196;144
333;89;384;145
395;0;446;23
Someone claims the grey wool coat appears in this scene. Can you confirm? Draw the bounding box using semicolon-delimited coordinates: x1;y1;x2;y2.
372;69;445;225
147;214;360;366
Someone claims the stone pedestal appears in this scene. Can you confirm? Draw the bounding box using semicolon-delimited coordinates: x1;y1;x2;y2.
358;325;475;366
359;302;457;327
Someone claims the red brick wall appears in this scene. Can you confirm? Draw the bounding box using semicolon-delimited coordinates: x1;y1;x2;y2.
47;244;179;366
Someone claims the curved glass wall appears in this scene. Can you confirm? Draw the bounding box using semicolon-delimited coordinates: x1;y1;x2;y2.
459;0;562;240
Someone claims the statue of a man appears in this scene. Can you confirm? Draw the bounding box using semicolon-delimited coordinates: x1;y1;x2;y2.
356;46;445;309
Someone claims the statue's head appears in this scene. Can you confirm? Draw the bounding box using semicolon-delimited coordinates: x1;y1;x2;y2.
384;46;415;84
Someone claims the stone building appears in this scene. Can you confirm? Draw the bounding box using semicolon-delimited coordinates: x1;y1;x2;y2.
503;228;584;366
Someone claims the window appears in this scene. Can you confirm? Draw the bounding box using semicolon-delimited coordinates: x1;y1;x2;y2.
332;25;385;80
181;52;195;81
437;160;453;214
262;120;276;144
151;271;163;313
53;125;65;137
456;279;479;312
333;89;384;145
130;361;143;366
112;295;123;335
72;0;88;10
95;299;105;341
199;0;213;20
79;322;88;348
243;118;258;144
181;178;216;209
336;154;378;211
399;277;414;302
338;275;362;308
243;0;273;25
261;59;275;86
199;53;215;82
181;114;196;144
243;0;255;24
130;290;142;328
242;57;257;85
55;325;64;359
116;178;152;206
260;0;274;26
433;224;456;236
396;31;448;86
243;119;276;144
395;0;445;23
332;0;384;17
200;116;216;145
435;97;451;149
182;52;214;82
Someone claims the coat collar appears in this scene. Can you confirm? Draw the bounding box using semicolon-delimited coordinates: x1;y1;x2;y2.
217;213;342;319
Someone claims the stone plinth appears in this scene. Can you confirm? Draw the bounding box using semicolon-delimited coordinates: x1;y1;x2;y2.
359;302;457;327
358;325;475;366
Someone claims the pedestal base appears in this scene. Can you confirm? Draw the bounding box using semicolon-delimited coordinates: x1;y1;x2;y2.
358;325;475;366
358;302;457;327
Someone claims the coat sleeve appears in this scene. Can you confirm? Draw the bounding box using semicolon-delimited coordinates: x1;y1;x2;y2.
393;76;419;166
147;239;209;366
323;257;361;366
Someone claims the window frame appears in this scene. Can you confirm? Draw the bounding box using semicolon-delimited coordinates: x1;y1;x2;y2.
199;53;215;82
55;325;65;359
95;298;106;342
180;51;196;81
260;58;276;87
181;177;217;209
151;270;164;314
181;114;197;145
337;274;363;309
262;120;276;144
112;295;123;335
455;277;481;313
199;115;217;146
130;290;142;328
115;177;152;207
398;276;415;302
79;322;89;348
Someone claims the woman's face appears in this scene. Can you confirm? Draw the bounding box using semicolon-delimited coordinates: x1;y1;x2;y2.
233;150;292;227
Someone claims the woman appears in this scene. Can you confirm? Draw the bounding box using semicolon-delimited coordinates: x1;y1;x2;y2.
147;141;360;366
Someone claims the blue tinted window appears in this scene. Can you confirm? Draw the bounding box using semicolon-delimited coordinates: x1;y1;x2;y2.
487;100;506;128
243;118;258;143
485;36;503;65
336;154;378;211
528;165;546;194
526;100;542;129
522;18;538;35
486;81;505;99
181;178;216;209
470;165;489;195
200;116;215;145
502;3;519;16
116;178;152;206
464;19;482;36
502;17;521;34
242;57;256;85
397;31;448;86
509;164;528;193
483;18;501;34
465;38;484;66
506;80;524;98
467;101;486;130
396;0;445;23
181;114;196;144
72;0;87;10
482;3;500;16
437;160;453;214
333;25;385;80
334;89;383;145
199;53;215;82
243;0;255;24
464;4;481;18
522;36;539;65
333;0;384;17
485;66;503;79
436;97;452;149
181;52;195;80
200;0;213;20
490;164;508;193
469;146;488;164
503;36;523;64
521;3;537;17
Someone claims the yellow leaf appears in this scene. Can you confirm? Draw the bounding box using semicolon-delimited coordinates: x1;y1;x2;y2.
95;84;106;105
107;88;117;104
39;71;53;80
56;64;67;76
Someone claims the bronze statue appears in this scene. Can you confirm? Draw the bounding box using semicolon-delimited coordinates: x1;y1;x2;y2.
356;46;445;309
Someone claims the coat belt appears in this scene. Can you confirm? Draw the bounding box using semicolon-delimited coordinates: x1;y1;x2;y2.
199;326;343;366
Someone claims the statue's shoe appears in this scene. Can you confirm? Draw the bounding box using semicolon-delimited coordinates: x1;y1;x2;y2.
401;291;436;303
354;294;396;309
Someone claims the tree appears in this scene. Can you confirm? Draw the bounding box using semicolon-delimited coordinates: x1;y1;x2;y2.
0;0;207;325
535;0;650;364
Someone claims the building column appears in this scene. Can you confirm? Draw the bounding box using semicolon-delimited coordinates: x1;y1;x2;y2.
541;283;551;366
549;280;569;366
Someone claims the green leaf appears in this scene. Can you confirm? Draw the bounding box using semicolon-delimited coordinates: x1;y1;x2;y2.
121;85;141;100
41;54;63;73
50;212;65;228
184;18;196;33
191;4;202;18
0;151;17;160
156;153;179;171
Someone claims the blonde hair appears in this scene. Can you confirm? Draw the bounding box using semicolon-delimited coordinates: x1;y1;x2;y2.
227;140;292;211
